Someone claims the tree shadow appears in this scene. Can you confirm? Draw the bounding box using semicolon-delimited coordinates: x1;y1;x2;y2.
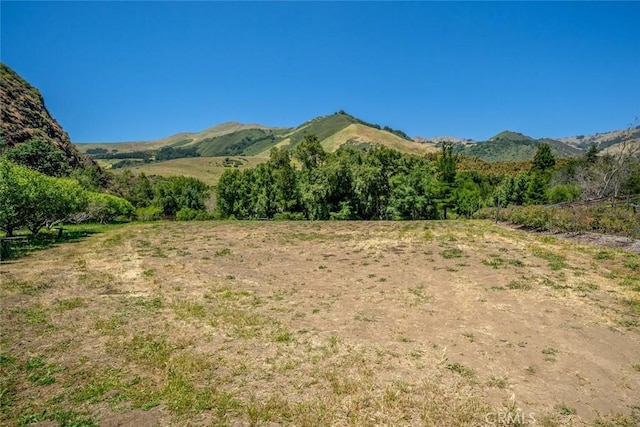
1;228;104;261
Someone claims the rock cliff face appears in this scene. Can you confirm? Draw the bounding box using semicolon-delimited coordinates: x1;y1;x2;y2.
0;63;94;169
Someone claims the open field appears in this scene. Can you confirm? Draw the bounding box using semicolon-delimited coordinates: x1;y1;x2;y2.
114;156;267;186
1;221;639;426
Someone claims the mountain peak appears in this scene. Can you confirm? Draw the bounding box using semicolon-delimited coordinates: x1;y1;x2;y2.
489;130;534;142
489;131;534;143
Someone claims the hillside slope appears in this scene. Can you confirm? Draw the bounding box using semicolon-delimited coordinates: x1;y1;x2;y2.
0;63;95;170
457;130;582;162
77;111;430;159
560;126;640;152
76;122;284;154
319;123;436;155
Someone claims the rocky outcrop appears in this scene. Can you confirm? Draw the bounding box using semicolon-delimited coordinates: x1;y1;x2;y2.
0;63;95;169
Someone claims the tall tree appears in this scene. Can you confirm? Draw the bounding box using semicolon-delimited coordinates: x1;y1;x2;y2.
531;143;556;173
216;168;242;218
293;134;326;170
268;148;298;213
436;142;458;219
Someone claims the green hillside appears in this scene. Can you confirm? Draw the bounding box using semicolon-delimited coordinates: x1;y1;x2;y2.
489;131;534;143
283;112;361;148
75;122;281;154
75;115;611;167
457;130;583;162
195;128;290;157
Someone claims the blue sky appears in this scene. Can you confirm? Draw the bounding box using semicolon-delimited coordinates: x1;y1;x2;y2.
2;1;639;142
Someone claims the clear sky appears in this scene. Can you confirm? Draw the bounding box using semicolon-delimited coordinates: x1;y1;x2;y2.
2;1;639;143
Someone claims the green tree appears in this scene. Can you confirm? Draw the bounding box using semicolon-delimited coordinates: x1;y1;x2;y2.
531;143;556;173
293;134;326;170
1;160;91;235
298;168;332;220
526;172;548;205
23;177;88;234
249;163;274;218
548;184;581;204
71;165;109;191
454;176;483;218
387;166;437;220
0;160;38;236
216;169;242;218
154;176;210;216
436;142;458;219
352;163;386;219
2;138;71;177
83;192;134;224
268;148;298;214
585;144;599;164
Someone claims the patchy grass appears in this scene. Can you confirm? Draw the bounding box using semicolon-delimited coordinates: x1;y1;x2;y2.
1;220;639;425
440;248;464;259
531;248;567;270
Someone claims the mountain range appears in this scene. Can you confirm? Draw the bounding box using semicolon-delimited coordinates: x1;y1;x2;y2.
76;111;437;159
1;62;637;172
75;113;640;164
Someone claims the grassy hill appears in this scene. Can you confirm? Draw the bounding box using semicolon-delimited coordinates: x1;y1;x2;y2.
75;122;282;154
318;123;435;155
195;128;290;157
76;112;434;170
560;126;640;151
113;156;265;186
76;113;636;180
457;130;583;162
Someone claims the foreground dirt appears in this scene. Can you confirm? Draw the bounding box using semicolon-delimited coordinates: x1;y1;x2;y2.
1;221;639;426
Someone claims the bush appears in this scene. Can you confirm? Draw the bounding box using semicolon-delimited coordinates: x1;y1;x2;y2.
83;192;135;224
2;138;71;177
136;206;163;221
548;184;581;204
479;203;640;238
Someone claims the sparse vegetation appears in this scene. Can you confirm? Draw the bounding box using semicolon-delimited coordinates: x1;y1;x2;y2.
1;220;638;425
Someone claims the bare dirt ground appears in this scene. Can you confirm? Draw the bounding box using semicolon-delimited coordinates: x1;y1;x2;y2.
502;222;640;255
1;220;639;426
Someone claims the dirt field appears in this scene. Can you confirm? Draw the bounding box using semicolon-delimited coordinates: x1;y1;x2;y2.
1;221;639;426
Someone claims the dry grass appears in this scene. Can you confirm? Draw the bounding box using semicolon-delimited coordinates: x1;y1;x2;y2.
318;124;437;155
1;220;639;426
113;156;266;186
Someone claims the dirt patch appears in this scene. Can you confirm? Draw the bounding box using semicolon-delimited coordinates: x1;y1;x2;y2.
1;220;639;426
502;221;640;254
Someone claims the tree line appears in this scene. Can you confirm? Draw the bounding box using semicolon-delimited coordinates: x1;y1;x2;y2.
2;131;638;237
0;138;212;236
214;135;494;220
215;134;640;221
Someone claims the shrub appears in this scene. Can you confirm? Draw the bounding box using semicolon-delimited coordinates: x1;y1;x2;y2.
176;207;214;221
136;206;163;221
480;203;640;238
83;192;135;223
176;207;197;221
548;184;581;204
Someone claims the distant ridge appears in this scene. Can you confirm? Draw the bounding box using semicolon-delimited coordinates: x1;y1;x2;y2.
74;109;638;163
76;111;436;158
